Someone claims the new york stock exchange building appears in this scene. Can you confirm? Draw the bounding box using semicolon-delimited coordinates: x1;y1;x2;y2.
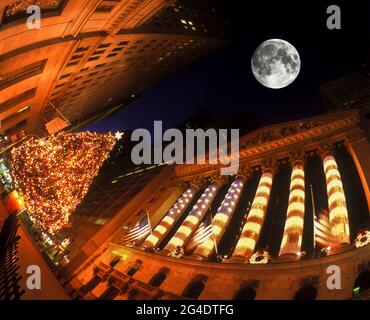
63;109;370;300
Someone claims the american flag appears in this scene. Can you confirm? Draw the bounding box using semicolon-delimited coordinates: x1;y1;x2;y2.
122;215;151;245
314;211;336;247
185;213;213;254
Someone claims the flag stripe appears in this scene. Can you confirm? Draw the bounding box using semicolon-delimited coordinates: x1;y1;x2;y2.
122;216;150;244
315;229;332;241
185;218;213;253
314;213;336;246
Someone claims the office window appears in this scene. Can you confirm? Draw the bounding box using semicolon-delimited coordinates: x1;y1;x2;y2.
76;47;89;53
71;54;84;61
0;88;36;113
0;60;47;91
95;5;114;13
2;105;31;125
88;57;99;62
94;218;108;225
126;259;142;276
119;41;130;46
98;43;111;49
60;73;72;79
93;50;105;56
66;61;79;67
107;53;118;58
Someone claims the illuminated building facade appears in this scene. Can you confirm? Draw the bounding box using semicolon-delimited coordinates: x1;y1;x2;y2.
0;0;228;140
0;0;230;270
1;1;369;301
63;110;370;300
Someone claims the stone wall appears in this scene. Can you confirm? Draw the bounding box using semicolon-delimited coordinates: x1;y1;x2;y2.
73;243;370;300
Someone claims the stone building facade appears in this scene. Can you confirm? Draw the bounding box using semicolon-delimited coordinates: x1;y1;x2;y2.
0;0;228;137
63;110;370;300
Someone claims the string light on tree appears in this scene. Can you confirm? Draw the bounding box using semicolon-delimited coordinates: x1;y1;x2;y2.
11;131;116;233
6;0;62;17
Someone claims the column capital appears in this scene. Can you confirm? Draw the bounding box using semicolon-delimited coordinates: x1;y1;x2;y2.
261;159;278;174
317;143;335;160
175;179;189;191
188;177;207;189
235;166;252;181
208;175;228;187
288;151;306;166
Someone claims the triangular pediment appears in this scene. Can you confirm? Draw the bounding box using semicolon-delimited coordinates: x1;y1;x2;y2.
240;110;359;149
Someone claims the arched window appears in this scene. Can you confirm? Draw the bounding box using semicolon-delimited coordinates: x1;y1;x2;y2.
99;286;120;300
79;275;102;295
294;285;317;300
126;259;142;276
353;271;370;295
182;281;205;299
149;270;168;287
109;256;121;267
233;286;256;300
128;288;139;300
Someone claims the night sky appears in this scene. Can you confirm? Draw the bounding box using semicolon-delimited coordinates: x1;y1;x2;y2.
87;0;370;133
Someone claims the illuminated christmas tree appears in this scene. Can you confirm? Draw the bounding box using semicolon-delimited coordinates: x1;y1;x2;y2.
10;131;117;233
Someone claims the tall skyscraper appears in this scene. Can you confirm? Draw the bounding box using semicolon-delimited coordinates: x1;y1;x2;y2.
0;0;228;139
320;73;370;111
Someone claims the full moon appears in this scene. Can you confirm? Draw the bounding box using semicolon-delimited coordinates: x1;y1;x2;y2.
251;39;301;89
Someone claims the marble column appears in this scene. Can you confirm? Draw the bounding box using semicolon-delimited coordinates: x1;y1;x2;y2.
279;159;306;256
192;173;248;259
141;182;200;249
163;178;223;254
231;167;275;260
321;151;350;244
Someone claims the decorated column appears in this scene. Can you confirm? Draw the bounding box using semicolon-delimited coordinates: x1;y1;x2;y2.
279;160;306;256
322;152;350;244
163;179;222;254
231;167;274;260
192;175;247;259
141;183;199;249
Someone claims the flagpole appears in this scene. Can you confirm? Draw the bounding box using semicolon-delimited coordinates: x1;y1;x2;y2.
209;206;219;257
146;210;153;235
310;184;316;250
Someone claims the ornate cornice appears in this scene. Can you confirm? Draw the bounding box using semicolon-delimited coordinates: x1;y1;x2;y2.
175;110;361;180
